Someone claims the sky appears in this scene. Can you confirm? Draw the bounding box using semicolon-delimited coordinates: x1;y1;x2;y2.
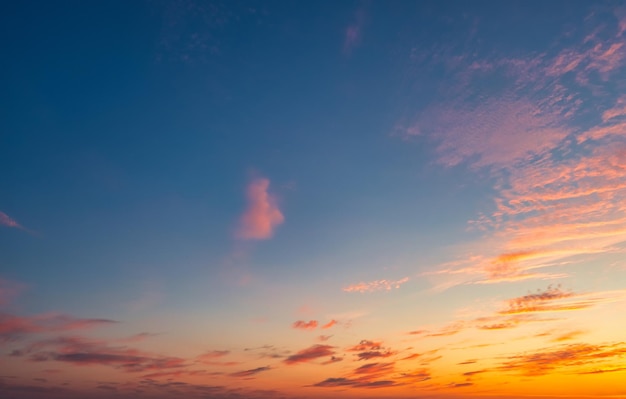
2;1;626;398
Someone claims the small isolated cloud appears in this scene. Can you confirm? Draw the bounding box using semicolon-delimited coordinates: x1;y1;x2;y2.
321;320;337;329
343;277;409;293
229;366;270;378
292;320;318;330
235;178;284;240
0;211;21;229
343;8;366;55
284;344;335;365
0;211;30;234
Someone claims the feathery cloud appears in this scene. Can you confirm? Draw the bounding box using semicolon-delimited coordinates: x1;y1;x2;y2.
343;277;409;293
0;211;22;229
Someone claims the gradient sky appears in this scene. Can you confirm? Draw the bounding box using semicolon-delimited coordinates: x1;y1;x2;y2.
2;1;626;398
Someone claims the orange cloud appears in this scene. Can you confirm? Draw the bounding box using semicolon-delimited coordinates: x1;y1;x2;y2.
500;285;575;314
311;359;412;389
292;320;318;330
195;350;239;366
425;321;466;337
283;344;335;365
343;277;409;293
229;366;270;378
500;342;626;376
321;319;337;329
235;178;284;240
347;340;395;361
348;340;384;352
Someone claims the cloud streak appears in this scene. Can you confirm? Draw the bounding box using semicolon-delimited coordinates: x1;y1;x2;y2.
0;211;22;229
343;277;409;293
0;313;116;342
229;366;271;378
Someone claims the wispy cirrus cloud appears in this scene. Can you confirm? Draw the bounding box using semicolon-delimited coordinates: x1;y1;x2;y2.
283;344;335;365
0;313;116;343
10;335;188;373
343;277;409;293
0;211;29;233
235;178;284;240
347;339;395;361
0;211;21;228
229;366;271;378
408;286;626;339
500;342;626;376
399;12;626;290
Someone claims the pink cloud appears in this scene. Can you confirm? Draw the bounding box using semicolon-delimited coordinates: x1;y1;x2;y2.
235;178;284;240
500;342;626;376
423;98;571;169
0;211;23;229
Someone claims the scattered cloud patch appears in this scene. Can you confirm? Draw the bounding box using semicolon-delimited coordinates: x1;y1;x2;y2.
284;344;335;365
292;320;318;330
